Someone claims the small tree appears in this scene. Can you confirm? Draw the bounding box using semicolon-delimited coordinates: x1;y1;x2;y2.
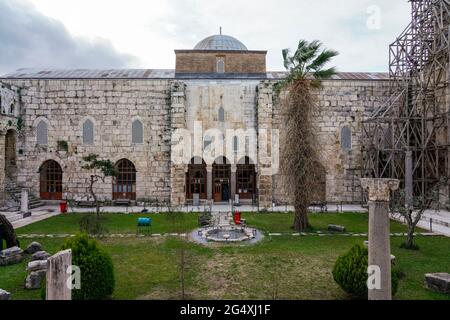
276;40;339;231
82;154;117;217
390;179;445;250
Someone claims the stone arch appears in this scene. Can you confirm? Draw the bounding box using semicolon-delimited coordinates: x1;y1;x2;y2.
4;129;17;183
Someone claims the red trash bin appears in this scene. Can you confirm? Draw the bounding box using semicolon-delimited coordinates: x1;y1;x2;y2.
60;201;68;213
234;211;241;225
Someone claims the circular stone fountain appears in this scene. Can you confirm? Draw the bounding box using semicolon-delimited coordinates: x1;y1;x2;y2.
192;223;263;245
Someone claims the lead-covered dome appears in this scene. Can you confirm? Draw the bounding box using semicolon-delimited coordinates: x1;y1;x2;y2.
194;34;248;51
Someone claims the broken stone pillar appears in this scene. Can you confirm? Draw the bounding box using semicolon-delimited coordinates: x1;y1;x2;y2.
361;178;399;300
46;249;72;300
21;188;29;214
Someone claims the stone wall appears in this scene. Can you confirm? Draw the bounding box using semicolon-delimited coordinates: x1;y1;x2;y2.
272;79;390;204
175;51;266;74
1;79;172;202
1;77;391;206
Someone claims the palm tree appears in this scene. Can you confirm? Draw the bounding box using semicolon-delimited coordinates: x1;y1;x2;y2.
276;40;339;232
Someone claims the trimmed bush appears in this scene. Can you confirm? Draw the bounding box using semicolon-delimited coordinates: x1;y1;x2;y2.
62;233;115;300
332;245;399;299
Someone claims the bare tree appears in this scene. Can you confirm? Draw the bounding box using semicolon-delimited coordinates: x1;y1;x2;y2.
276;40;339;231
390;179;445;250
82;154;117;217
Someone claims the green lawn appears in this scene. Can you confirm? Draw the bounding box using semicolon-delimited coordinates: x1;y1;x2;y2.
244;212;417;233
17;212;199;235
1;212;449;300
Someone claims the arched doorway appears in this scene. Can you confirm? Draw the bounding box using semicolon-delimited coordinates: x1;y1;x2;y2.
213;156;231;202
186;157;207;200
39;160;63;200
237;157;256;200
112;159;136;200
4;130;17;182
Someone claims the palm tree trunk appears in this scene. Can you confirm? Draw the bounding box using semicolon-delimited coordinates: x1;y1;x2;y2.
294;204;309;231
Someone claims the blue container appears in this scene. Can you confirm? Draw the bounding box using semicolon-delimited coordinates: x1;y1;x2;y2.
137;217;152;227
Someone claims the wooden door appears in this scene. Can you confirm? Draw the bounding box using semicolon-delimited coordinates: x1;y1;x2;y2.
40;160;63;200
214;181;222;202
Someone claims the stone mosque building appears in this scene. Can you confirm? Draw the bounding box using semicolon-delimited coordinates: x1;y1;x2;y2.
0;33;391;209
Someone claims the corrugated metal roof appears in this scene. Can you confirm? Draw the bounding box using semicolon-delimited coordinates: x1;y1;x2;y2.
1;68;389;81
0;69;176;79
267;71;389;80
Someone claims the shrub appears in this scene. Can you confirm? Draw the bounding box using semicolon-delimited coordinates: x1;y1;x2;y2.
332;245;399;299
62;233;115;300
79;214;108;235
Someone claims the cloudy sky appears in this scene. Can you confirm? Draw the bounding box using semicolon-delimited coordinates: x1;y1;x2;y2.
0;0;412;75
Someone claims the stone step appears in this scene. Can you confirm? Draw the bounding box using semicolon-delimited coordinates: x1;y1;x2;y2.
5;213;24;223
29;202;45;209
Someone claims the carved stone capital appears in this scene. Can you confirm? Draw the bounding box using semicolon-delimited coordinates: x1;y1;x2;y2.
360;178;400;202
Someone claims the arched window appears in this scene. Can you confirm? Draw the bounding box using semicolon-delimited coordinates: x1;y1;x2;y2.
204;135;212;150
216;58;225;73
237;156;256;200
113;159;137;200
37;120;48;145
10;103;15;115
82;119;94;145
132;120;143;144
233;136;239;153
341;126;352;151
186;157;207;200
218;107;225;122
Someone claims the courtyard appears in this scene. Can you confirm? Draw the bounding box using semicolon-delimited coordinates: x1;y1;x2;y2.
1;211;449;300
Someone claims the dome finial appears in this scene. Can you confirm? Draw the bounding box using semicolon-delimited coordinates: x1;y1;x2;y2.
220;26;222;35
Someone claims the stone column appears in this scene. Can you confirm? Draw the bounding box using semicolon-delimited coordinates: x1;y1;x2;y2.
361;178;399;300
46;249;72;301
257;81;274;208
405;150;413;210
231;164;237;201
206;165;213;201
20;188;29;214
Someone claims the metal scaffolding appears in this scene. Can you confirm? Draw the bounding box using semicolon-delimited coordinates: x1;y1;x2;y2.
362;0;450;202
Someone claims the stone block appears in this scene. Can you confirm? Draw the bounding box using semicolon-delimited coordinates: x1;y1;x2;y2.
328;224;346;232
425;273;450;294
31;251;51;261
0;289;11;300
27;260;48;272
24;241;43;254
25;269;47;290
0;247;24;266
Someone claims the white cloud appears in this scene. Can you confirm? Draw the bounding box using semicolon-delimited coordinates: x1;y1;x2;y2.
5;0;412;73
0;0;139;74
